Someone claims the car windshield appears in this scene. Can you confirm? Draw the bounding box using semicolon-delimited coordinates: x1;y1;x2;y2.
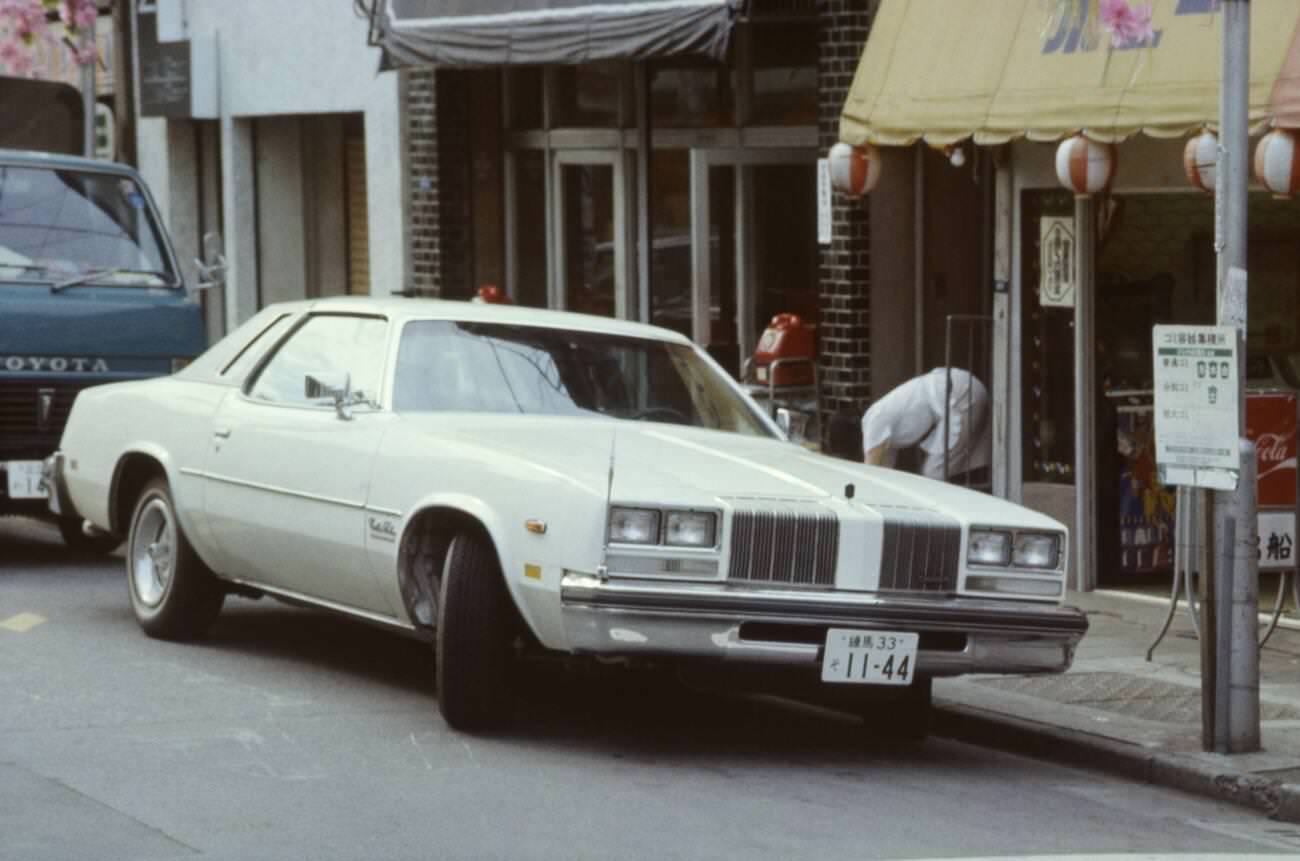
0;165;175;287
393;319;775;437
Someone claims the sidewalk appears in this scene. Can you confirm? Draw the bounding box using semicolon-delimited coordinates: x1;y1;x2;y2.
933;588;1300;822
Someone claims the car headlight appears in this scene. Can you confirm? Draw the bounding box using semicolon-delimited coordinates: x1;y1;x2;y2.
608;507;660;545
1013;532;1062;569
967;529;1011;566
664;510;717;548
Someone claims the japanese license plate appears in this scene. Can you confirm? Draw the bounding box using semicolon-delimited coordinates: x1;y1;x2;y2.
821;628;918;686
5;460;46;499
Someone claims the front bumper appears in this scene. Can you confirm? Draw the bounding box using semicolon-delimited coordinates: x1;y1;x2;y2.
560;573;1089;677
40;451;76;518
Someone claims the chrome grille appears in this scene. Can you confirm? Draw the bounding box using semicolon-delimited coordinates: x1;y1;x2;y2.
727;501;838;587
0;380;90;460
877;506;962;593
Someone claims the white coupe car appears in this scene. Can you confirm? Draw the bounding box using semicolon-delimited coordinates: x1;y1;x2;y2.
46;297;1087;733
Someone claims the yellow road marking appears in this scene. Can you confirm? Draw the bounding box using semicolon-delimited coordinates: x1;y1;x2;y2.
0;612;46;633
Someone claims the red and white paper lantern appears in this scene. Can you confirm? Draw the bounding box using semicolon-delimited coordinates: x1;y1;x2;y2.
1183;131;1218;193
828;142;881;197
1054;135;1117;195
1254;129;1300;198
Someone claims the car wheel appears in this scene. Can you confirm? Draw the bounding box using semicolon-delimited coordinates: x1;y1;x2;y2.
126;477;224;640
57;516;121;556
861;677;932;746
436;531;513;732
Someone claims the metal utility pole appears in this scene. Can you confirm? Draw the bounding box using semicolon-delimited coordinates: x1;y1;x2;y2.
81;37;96;158
1207;0;1260;754
1074;193;1097;593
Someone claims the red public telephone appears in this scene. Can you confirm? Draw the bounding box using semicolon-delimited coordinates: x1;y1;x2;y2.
751;313;816;387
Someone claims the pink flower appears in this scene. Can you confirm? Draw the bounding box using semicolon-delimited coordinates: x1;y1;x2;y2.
1100;0;1155;49
0;38;35;77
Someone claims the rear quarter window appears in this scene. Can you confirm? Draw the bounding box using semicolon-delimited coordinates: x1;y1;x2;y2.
176;310;296;385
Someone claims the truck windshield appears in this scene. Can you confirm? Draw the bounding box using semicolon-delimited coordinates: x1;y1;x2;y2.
0;165;175;287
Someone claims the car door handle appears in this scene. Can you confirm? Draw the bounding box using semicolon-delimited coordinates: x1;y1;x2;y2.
213;427;232;439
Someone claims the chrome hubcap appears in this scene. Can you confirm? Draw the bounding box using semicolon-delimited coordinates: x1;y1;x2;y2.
130;498;175;607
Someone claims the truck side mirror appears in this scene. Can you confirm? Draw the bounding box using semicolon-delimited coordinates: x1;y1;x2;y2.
193;231;228;294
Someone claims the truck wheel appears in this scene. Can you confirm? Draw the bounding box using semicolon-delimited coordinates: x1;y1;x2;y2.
58;517;122;556
436;531;513;732
126;478;224;640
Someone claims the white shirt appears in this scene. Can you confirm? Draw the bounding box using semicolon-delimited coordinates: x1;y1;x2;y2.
860;368;991;480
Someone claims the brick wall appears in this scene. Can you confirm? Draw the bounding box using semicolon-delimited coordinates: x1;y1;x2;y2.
404;69;472;296
816;0;874;437
405;69;439;294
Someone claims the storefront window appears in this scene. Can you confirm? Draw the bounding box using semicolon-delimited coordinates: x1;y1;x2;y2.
513;151;548;308
561;163;616;315
1097;192;1300;388
650;61;735;128
649;150;694;338
752;163;818;329
552;62;623;127
470;71;503;294
747;20;817;126
506;67;544;129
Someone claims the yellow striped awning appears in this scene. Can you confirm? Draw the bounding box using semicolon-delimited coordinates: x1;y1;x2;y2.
840;0;1300;147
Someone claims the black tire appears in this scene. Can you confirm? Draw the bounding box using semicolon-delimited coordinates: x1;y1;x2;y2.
436;531;513;732
860;676;932;746
126;478;224;640
58;516;122;556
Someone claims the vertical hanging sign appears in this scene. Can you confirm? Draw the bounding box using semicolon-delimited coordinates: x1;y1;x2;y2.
1039;216;1075;307
816;158;832;245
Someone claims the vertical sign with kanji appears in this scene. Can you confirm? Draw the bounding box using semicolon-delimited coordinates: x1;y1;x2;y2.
1153;324;1240;490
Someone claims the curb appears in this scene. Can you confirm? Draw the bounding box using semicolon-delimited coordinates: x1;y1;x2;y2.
933;700;1300;823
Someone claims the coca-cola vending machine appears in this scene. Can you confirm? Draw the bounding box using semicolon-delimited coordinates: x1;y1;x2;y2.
1114;390;1296;576
1248;391;1297;572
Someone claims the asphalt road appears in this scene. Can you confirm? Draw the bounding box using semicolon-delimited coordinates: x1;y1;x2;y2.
3;517;1299;861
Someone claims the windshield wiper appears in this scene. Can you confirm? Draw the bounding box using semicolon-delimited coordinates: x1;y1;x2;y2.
51;267;175;292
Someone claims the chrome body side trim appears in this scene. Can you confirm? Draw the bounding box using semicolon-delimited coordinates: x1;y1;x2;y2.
225;576;418;634
178;468;364;510
559;573;1088;676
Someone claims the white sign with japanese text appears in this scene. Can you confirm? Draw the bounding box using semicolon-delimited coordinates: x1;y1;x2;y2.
1258;510;1296;572
817;158;831;245
1153;324;1240;489
1039;216;1075;308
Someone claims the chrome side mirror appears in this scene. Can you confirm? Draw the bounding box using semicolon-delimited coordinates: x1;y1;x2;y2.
305;371;354;421
193;230;228;293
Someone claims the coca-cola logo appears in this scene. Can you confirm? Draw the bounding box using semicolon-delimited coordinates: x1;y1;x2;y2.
1256;432;1292;465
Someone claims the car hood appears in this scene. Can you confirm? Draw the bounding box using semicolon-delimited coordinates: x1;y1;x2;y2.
400;415;1063;530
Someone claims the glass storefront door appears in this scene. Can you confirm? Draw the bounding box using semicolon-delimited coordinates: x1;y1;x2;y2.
689;149;816;377
551;150;630;319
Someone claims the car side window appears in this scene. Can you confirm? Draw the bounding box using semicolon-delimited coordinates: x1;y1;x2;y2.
247;314;388;407
220;313;293;380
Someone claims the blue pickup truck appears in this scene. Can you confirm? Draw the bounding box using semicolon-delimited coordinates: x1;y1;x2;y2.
1;148;207;553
